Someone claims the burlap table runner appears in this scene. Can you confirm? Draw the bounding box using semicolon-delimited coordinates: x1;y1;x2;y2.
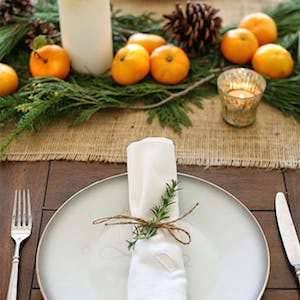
2;0;298;168
1;97;300;168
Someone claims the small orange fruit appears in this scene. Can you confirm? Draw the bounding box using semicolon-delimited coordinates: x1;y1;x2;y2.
220;28;259;64
127;33;166;54
238;12;277;46
252;44;294;79
150;44;190;85
111;43;150;85
30;44;70;80
0;63;19;96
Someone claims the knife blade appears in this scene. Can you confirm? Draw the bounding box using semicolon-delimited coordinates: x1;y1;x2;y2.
275;192;300;285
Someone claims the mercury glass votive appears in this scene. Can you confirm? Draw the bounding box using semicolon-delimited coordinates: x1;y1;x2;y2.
217;68;266;127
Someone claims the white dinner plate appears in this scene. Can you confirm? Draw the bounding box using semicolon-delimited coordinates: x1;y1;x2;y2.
36;173;270;300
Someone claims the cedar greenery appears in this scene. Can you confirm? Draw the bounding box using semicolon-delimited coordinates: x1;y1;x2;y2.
1;0;300;154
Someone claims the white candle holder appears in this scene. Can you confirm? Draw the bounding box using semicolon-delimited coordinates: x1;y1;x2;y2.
57;0;113;76
217;68;266;127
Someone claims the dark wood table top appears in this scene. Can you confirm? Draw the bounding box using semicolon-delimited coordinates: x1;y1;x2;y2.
0;161;299;300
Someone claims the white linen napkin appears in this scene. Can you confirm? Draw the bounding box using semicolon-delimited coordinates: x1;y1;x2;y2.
127;137;187;300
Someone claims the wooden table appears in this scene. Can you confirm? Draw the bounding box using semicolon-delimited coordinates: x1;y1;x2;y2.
0;161;299;300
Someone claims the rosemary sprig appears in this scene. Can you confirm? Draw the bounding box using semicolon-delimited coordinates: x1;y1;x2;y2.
127;180;179;250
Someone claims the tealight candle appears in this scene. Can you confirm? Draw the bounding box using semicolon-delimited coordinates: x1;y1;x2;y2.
227;89;255;98
217;68;266;127
57;0;113;76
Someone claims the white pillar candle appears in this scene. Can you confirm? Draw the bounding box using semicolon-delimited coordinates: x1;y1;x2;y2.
57;0;113;76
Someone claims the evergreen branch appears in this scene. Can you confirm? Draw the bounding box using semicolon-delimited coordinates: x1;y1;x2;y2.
0;59;228;151
147;101;192;133
1;0;300;153
0;23;31;60
124;67;230;110
0;95;23;125
266;0;300;36
0;96;63;153
263;74;300;123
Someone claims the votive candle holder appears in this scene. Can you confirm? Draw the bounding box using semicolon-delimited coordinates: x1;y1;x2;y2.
217;68;266;127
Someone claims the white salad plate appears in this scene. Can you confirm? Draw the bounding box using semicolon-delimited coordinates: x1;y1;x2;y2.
36;173;270;300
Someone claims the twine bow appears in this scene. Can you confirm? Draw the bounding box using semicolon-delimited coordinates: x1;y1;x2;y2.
93;202;199;245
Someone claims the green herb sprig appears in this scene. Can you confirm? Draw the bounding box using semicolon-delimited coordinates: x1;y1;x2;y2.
127;179;180;250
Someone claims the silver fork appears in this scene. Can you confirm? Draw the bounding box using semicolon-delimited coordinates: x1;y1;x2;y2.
6;189;32;300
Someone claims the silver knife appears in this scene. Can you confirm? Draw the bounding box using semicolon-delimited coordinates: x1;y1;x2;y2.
275;192;300;285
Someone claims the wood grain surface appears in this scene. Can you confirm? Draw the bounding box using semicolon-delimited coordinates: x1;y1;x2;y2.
0;161;299;299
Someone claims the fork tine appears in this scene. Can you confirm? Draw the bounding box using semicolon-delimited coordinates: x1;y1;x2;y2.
11;190;17;227
22;190;26;226
17;190;21;227
27;189;32;227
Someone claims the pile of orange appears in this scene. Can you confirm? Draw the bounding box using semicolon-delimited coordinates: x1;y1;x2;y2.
220;12;294;79
111;32;190;85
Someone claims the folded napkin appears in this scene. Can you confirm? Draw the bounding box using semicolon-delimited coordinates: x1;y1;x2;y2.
127;137;187;300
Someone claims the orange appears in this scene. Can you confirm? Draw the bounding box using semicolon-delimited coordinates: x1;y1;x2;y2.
111;43;150;85
220;28;259;64
252;44;294;79
150;44;190;84
0;63;19;96
30;45;70;80
127;33;166;54
238;12;277;46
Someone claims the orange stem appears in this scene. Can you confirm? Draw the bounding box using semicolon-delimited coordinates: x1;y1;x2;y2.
33;50;48;64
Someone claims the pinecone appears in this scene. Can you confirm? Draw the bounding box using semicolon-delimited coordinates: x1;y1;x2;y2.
25;19;59;48
0;0;34;25
163;2;222;54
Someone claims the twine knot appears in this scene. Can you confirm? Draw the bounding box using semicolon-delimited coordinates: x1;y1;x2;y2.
93;202;199;245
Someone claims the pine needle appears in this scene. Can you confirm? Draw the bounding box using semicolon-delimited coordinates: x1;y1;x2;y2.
0;23;30;60
266;0;300;36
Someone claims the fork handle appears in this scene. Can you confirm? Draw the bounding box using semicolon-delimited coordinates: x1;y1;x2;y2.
6;243;20;300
